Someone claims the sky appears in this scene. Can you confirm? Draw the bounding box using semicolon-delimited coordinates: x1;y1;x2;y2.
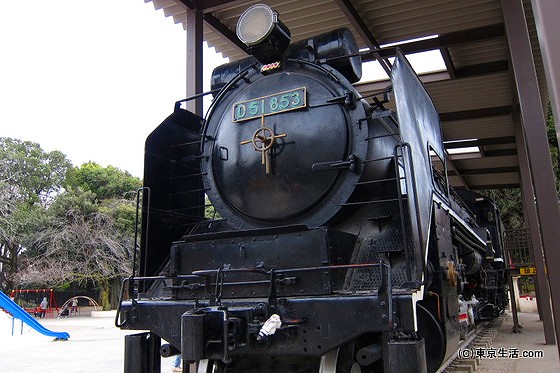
0;1;445;178
0;0;227;178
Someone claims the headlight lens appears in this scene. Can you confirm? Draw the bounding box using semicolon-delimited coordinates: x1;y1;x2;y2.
236;4;276;46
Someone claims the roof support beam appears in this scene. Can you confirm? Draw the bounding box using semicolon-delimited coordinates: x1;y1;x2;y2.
454;60;509;78
355;71;450;95
179;0;248;55
483;148;517;157
448;166;519;176
363;24;505;62
439;106;512;121
333;0;392;75
440;48;456;79
469;183;519;190
203;12;248;54
503;0;560;348
445;158;469;189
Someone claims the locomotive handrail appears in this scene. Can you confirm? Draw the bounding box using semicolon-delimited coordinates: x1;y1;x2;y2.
132;188;146;281
357;107;399;133
115;276;134;328
201;64;256;150
451;225;486;253
115;262;394;330
122;263;387;292
354;177;401;186
394;144;412;282
169;172;207;180
341;197;407;206
314;46;400;67
175;88;221;105
168;187;210;197
192;268;270;277
364;133;400;141
193;263;383;277
395;142;426;284
131;187;151;295
361;155;395;163
286;58;342;84
193;263;389;306
204;68;252;116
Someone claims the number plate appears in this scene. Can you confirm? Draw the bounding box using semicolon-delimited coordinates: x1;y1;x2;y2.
232;87;306;122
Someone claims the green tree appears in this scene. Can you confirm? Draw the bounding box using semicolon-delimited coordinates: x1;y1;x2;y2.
1;139;141;309
0;138;70;206
545;104;560;194
16;188;134;309
480;102;559;230
0;138;71;291
16;162;141;309
479;188;525;229
65;162;141;201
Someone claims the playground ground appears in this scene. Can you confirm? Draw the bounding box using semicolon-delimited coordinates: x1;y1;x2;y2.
0;309;178;373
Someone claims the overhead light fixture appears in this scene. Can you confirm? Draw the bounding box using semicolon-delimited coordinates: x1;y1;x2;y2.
444;139;483;159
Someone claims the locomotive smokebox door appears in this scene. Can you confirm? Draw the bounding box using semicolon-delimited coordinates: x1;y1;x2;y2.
202;61;369;229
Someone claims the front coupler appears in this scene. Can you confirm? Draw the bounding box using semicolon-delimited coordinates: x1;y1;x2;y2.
124;332;162;373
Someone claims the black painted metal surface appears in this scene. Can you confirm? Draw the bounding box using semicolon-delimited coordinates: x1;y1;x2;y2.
117;23;510;373
202;59;369;229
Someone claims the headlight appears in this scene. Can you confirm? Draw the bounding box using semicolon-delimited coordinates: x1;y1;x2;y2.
236;4;277;46
236;4;291;64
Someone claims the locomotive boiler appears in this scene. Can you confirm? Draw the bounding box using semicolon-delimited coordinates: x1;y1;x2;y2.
117;4;508;373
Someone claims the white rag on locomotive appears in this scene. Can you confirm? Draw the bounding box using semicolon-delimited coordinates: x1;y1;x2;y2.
116;4;508;373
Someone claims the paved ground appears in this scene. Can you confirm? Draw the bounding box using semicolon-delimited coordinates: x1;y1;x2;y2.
472;311;560;372
0;311;177;373
0;309;558;372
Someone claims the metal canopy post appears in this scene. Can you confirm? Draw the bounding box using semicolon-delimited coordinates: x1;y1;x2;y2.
502;0;560;350
530;0;560;144
184;7;203;373
186;6;203;115
512;106;555;343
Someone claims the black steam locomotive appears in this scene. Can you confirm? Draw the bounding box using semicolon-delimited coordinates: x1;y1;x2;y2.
117;4;508;373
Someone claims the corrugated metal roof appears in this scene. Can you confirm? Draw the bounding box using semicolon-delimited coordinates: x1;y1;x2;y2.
448;38;509;68
442;116;515;141
427;72;512;113
144;0;550;190
353;0;504;44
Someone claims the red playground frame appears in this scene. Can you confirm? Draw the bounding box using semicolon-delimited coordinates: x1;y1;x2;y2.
9;289;59;318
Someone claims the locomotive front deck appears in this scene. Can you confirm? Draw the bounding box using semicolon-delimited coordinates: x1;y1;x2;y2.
119;291;417;363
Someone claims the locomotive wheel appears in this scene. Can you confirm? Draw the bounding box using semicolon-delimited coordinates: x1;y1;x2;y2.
416;304;445;373
319;343;371;373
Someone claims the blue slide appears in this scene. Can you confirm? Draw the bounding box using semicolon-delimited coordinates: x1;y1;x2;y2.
0;291;69;340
